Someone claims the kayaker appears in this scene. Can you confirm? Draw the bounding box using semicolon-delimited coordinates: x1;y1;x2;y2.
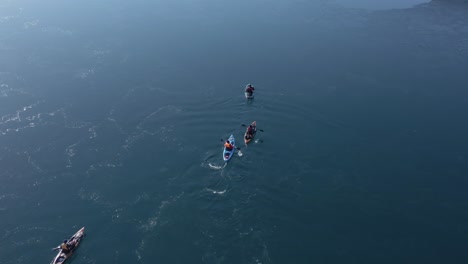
245;84;255;96
60;240;70;253
247;125;254;135
67;239;76;250
224;140;234;151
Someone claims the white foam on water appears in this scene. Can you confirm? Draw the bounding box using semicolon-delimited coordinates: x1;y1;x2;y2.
41;26;72;36
208;162;226;170
121;105;181;151
75;68;95;79
206;188;227;195
65;141;82;168
93;49;111;56
0;85;31;97
0;101;42;124
85;161;123;177
0;15;15;23
78;188;101;203
23;19;38;29
88;125;97;139
140;191;185;231
24;150;43;173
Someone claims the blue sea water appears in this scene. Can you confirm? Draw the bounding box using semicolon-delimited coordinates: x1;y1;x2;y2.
1;0;468;263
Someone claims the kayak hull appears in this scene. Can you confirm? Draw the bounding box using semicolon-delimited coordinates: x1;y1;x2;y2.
245;92;254;99
244;121;257;144
223;135;235;162
51;227;85;264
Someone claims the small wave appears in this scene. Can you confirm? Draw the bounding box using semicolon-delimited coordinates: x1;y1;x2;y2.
121;105;181;151
41;26;72;36
23;19;39;29
24;151;43;173
136;240;144;261
208;162;226;170
206;188;227;195
78;189;101;202
65;141;82;167
93;49;111;56
0;123;37;135
0;85;31;97
85;161;123;176
0;194;18;202
0;15;15;23
65;142;79;157
140;191;184;232
88;125;97;139
0;100;43;124
75;68;95;79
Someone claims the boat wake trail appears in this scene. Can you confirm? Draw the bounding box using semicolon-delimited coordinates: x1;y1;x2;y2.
208;163;227;170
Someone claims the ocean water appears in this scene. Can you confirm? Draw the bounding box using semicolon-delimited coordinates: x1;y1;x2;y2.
1;0;468;263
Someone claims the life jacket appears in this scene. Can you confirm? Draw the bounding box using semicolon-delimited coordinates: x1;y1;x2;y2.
224;143;233;149
245;87;254;93
61;243;69;250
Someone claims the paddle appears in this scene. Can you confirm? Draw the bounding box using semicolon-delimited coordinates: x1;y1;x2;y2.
241;124;264;132
51;246;60;251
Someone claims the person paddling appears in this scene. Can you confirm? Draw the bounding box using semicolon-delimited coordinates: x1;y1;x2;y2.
60;240;70;253
247;125;254;134
245;84;255;96
224;140;234;151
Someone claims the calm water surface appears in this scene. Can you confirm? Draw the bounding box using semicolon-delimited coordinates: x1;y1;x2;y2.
1;0;468;263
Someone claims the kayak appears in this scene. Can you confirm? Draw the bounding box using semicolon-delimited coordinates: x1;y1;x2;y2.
51;227;85;264
245;92;254;99
223;135;235;162
244;121;257;144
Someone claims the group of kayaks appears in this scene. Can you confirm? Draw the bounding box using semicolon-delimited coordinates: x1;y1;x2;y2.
50;227;85;264
223;121;257;162
222;84;257;162
49;85;256;263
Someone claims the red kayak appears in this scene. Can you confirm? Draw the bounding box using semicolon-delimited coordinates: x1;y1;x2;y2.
244;121;257;144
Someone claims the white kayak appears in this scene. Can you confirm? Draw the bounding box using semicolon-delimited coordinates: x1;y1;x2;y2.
51;227;85;264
